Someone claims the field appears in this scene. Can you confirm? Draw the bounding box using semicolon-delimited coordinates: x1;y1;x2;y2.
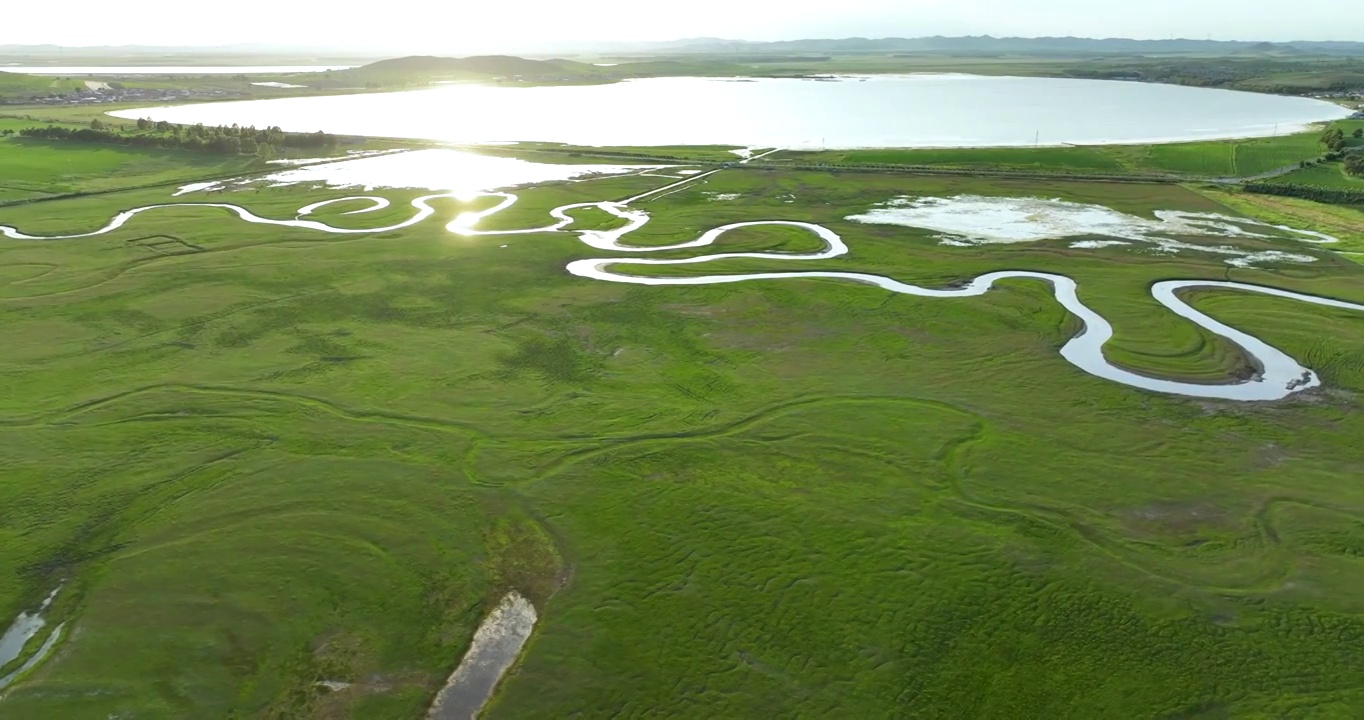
1195;187;1364;256
0;69;393;103
2;141;1364;718
776;121;1364;179
1266;161;1364;189
0;73;87;98
0;135;261;203
0;110;428;204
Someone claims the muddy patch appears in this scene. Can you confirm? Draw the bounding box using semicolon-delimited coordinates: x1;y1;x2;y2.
1120;501;1233;536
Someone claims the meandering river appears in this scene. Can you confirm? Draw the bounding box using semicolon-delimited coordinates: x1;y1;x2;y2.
110;74;1351;148
3;150;1360;402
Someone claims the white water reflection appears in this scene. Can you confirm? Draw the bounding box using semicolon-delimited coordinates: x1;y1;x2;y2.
0;625;64;693
110;75;1351;149
0;588;59;671
178;149;665;195
0;587;62;692
848;195;1331;266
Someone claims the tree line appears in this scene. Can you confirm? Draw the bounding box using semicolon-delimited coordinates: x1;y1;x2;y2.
17;119;340;157
1246;182;1364;204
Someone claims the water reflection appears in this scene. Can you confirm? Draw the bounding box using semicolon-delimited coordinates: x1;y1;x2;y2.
113;75;1351;148
0;587;61;691
428;592;537;720
180;149;664;194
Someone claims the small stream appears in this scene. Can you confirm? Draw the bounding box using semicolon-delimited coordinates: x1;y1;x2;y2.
0;587;62;693
428;591;537;720
0;625;64;692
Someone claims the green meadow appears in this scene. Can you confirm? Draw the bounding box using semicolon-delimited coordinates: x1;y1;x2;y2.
1267;161;1364;189
779;121;1364;179
1;139;1364;718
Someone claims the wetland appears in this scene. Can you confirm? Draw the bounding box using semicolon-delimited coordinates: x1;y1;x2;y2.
1;70;1363;718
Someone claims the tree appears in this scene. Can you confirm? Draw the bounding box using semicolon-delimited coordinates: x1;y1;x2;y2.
1321;128;1346;152
1346;154;1364;178
137;117;151;131
1354;128;1363;139
89;118;106;131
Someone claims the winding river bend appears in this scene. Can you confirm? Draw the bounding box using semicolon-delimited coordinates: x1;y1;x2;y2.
3;162;1361;401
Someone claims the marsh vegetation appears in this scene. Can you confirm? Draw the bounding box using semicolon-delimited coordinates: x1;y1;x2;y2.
0;133;1363;716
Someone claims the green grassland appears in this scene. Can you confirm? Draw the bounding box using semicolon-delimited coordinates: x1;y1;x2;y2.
0;111;427;204
0;68;388;102
1194;187;1364;256
774;121;1364;178
0;134;262;203
1267;161;1364;189
0;72;88;97
2;145;1364;717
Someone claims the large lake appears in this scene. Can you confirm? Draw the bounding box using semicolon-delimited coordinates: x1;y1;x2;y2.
112;75;1351;149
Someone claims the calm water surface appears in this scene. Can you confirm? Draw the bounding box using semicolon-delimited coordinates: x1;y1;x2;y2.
112;74;1350;148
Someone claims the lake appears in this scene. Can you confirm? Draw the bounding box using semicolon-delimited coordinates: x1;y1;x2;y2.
2;66;353;75
110;74;1351;149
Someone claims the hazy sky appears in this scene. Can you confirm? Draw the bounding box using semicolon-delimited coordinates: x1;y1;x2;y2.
7;0;1361;50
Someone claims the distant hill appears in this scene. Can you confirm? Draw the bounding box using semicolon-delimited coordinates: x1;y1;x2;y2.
582;36;1364;58
336;55;605;86
7;36;1364;62
339;55;748;85
1236;42;1307;56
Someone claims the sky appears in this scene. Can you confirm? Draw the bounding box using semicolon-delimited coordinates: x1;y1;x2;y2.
5;0;1361;51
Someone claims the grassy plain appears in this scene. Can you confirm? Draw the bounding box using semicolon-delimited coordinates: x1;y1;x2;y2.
0;134;261;203
0;111;427;204
0;69;385;102
775;121;1364;178
1194;187;1364;256
1;146;1364;717
1266;161;1364;189
0;73;88;97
